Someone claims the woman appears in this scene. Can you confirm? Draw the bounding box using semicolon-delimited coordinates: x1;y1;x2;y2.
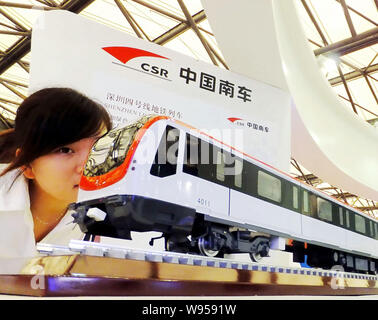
0;87;111;261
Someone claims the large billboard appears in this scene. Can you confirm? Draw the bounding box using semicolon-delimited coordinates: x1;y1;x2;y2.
29;10;291;172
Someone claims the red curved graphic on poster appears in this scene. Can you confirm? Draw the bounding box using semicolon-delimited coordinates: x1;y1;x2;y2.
227;117;242;123
102;47;169;64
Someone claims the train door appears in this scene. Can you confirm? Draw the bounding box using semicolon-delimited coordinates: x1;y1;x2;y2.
180;132;230;219
140;123;187;207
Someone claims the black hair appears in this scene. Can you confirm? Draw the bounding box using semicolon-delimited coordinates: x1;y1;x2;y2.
0;87;112;176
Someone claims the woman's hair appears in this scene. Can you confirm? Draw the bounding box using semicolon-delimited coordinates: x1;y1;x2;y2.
0;87;112;176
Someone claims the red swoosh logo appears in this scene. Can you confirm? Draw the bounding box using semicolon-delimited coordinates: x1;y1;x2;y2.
227;117;243;123
102;47;169;64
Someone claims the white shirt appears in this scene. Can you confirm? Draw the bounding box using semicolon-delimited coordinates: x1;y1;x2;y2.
0;165;84;273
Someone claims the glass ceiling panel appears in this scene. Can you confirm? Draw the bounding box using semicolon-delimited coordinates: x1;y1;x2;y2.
164;28;212;63
81;3;135;35
307;0;352;43
295;0;326;46
348;77;378;119
2;63;28;82
346;0;378;25
343;46;378;68
0;34;20;46
349;9;378;33
332;83;355;110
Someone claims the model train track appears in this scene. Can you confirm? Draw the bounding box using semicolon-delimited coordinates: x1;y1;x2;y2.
37;240;378;282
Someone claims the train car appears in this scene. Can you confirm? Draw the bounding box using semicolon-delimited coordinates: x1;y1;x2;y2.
71;115;378;274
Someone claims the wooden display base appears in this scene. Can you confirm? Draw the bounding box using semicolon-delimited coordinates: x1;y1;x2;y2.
0;255;377;297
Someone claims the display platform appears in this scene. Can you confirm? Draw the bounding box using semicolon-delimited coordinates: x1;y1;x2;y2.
0;254;377;297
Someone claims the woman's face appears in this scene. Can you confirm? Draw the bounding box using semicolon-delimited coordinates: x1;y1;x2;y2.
25;136;100;204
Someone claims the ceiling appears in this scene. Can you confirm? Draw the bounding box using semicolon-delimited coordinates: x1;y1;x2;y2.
0;0;377;217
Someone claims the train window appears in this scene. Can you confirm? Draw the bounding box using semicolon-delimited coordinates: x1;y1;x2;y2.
309;194;317;216
234;158;243;188
317;198;332;222
183;134;200;176
150;126;179;178
369;221;374;238
257;170;281;203
375;223;378;240
215;149;225;182
240;160;257;196
339;207;344;226
222;152;244;189
345;210;351;228
214;148;244;188
293;186;299;209
84;124;138;177
184;134;219;183
303;191;310;215
355;214;366;234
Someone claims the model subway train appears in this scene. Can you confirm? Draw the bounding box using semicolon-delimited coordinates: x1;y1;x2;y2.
71;115;378;274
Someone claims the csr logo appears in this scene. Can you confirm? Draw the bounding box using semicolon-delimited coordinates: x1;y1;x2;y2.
103;46;169;78
140;63;168;78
